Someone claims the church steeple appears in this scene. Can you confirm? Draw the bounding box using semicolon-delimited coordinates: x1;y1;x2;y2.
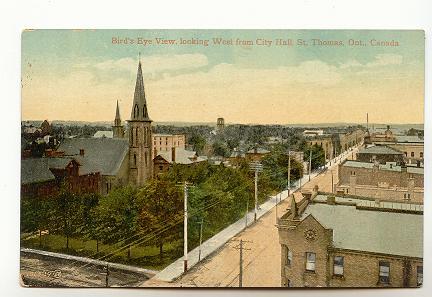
112;100;124;138
114;100;121;126
130;58;151;121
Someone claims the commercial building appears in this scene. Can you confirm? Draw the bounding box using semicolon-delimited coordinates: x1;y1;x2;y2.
336;160;423;203
277;191;423;287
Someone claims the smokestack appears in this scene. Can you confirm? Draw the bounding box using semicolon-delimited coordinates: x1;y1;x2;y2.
171;147;176;163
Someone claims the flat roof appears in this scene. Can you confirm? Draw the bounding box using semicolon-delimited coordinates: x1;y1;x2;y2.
302;195;423;258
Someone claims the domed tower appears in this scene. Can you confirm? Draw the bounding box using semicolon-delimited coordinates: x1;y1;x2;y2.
128;59;153;186
112;100;124;138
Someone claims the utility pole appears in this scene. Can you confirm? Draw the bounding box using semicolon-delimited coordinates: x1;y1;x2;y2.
230;238;251;287
331;170;334;193
249;161;263;222
105;264;109;287
245;199;249;229
198;218;204;262
239;239;243;287
287;151;291;196
309;149;312;181
254;169;258;221
183;182;188;272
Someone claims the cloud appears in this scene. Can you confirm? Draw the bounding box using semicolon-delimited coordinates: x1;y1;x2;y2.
93;54;209;74
339;54;403;69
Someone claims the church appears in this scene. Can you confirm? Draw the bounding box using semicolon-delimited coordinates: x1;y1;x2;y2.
42;59;153;195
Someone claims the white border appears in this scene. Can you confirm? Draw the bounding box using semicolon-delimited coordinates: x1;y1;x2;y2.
1;0;431;296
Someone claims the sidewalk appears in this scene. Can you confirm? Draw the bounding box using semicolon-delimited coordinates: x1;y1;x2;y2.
153;147;357;282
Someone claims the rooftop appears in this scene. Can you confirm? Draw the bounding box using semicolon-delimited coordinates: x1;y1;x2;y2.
21;157;74;184
301;195;423;258
157;148;207;165
343;160;424;175
358;145;403;155
58;138;129;176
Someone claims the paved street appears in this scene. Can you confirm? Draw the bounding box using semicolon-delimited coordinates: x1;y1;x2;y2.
144;146;359;287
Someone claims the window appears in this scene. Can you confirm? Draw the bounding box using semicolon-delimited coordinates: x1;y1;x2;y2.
134;154;137;166
404;193;411;200
417;266;423;286
411;152;415;157
404;152;408;156
379;261;390;284
420;152;423;158
333;256;344;276
159;165;163;170
287;249;293;266
305;252;316;272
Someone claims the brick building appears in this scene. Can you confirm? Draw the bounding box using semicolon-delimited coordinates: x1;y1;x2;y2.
336;160;424;203
153;147;207;176
277;192;423;287
153;134;186;155
21;157;101;198
307;136;334;161
356;145;405;164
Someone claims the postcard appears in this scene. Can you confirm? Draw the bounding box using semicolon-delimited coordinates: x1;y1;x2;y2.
20;29;424;288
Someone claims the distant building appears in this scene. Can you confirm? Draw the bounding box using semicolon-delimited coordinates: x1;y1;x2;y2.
153;147;207;176
277;192;423;287
216;117;225;131
356;145;405;164
245;147;270;162
227;148;246;167
338;129;365;152
93;131;114;138
307;136;334;161
336;160;423;203
303;130;324;137
153;134;186;155
40;120;52;136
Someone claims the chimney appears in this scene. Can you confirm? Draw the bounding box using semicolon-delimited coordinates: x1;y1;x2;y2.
171;147;176;163
79;149;85;156
327;195;336;205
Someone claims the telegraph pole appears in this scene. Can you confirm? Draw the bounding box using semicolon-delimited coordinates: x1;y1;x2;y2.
254;169;258;221
239;239;243;287
249;161;263;222
183;182;188;272
105;264;109;287
309;149;312;181
287;151;291;196
331;170;334;193
198;218;203;262
245;199;249;229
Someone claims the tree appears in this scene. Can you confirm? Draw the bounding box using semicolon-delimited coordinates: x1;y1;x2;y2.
80;193;102;252
212;140;229;157
303;144;325;170
188;134;206;154
50;186;83;250
21;197;53;247
97;186;139;259
137;178;183;260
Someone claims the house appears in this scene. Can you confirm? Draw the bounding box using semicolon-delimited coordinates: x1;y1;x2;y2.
153;147;207;176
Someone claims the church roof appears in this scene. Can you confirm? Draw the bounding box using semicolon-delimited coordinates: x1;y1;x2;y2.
21;157;75;184
58;138;129;176
130;61;151;121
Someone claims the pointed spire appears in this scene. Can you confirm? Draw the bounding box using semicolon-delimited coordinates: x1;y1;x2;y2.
115;100;121;120
289;194;298;219
130;57;151;121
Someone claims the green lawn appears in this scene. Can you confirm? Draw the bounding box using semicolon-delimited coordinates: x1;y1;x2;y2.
21;234;182;270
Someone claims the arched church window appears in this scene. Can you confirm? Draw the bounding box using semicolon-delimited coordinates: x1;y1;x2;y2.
145;152;148;166
130;129;133;143
135;127;139;145
134;154;137;166
134;104;139;118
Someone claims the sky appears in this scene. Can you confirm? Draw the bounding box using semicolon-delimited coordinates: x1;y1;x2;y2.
21;30;424;125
